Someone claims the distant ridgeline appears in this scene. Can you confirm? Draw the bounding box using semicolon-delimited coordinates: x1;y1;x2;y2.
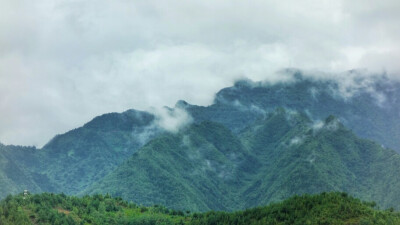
1;192;399;225
1;70;400;212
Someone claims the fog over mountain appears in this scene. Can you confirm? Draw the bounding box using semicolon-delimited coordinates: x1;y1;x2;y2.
1;0;400;146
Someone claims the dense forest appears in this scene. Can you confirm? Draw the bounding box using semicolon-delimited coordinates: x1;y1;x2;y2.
0;192;399;225
1;75;400;220
86;110;400;211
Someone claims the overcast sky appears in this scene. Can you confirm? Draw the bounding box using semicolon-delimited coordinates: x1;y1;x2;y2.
1;0;399;146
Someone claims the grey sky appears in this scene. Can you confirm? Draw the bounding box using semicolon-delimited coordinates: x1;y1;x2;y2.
0;0;399;146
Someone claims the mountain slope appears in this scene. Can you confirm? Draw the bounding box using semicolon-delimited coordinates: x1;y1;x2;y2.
35;109;159;194
0;144;43;198
242;112;400;209
240;113;400;209
86;109;400;211
85;121;252;211
0;109;160;196
182;71;400;153
2;71;400;207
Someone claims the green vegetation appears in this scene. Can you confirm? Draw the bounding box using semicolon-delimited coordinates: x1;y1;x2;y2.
187;74;400;153
0;192;187;225
36;109;158;194
1;75;400;214
85;121;248;211
0;144;43;198
1;192;399;225
190;192;400;225
86;110;400;211
0;109;159;198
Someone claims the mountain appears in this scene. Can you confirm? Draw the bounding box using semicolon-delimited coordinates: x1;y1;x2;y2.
2;70;400;210
35;109;160;194
85;109;400;211
0;109;161;198
183;71;400;153
85;120;252;211
0;144;43;197
240;112;400;209
1;192;399;225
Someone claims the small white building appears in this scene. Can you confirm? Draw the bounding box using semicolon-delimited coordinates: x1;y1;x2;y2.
23;190;28;199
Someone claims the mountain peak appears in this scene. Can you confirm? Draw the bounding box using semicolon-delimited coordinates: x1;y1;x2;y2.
324;115;337;124
233;78;261;88
175;100;190;109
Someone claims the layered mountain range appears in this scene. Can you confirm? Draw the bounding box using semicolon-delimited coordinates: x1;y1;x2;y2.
86;110;400;211
1;71;400;211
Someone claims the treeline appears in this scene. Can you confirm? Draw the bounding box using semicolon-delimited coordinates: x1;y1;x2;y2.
190;192;400;225
0;192;186;225
0;192;399;225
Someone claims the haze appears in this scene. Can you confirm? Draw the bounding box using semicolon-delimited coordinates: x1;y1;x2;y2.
0;0;399;146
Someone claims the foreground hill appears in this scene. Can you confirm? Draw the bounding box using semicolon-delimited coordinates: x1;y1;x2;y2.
86;109;400;211
1;192;399;225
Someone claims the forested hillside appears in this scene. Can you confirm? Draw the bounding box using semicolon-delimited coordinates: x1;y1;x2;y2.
0;144;44;197
184;73;400;153
86;109;400;211
1;73;400;213
0;110;160;197
36;109;160;194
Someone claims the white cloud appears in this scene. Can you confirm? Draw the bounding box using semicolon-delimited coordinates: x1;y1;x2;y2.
151;107;193;133
0;0;399;146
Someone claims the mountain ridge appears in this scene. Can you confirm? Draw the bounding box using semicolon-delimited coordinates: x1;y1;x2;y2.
1;71;400;213
85;109;400;211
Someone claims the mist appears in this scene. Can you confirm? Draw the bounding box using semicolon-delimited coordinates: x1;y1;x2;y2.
0;0;399;146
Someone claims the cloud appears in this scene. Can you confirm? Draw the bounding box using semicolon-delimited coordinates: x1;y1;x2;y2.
289;136;304;146
310;117;340;135
150;107;193;133
312;121;325;132
297;69;394;108
132;122;160;147
0;0;399;146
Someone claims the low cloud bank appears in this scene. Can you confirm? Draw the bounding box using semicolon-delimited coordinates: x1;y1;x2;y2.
1;0;399;146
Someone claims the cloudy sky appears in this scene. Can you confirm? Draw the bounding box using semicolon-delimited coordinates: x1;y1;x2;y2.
0;0;399;146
